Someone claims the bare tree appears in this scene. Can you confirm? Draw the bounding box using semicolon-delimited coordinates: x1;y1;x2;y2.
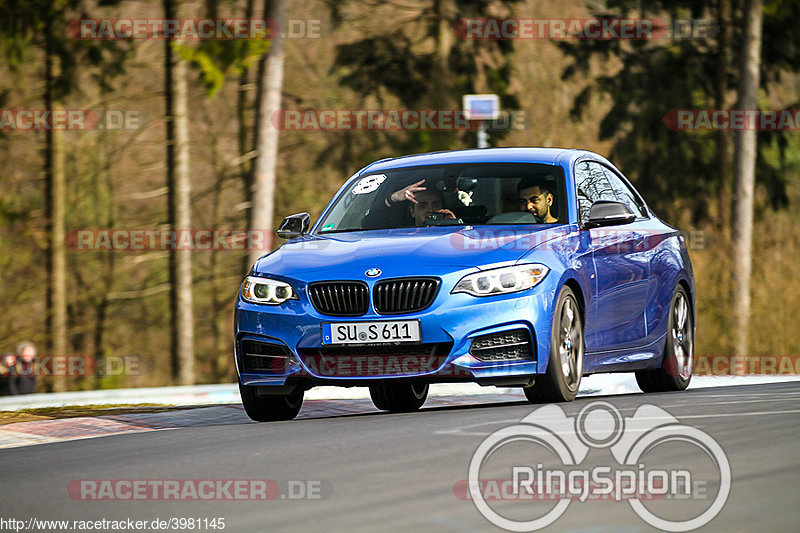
431;0;454;150
731;0;763;359
164;0;195;385
44;17;68;393
716;0;731;234
248;0;287;268
239;0;257;276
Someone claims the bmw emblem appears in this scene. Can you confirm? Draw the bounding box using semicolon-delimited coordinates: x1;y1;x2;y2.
365;268;382;277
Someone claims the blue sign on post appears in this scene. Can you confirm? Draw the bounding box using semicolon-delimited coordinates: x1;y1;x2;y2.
462;94;500;120
463;94;500;148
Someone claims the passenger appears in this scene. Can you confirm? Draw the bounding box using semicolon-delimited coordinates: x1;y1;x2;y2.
518;176;558;223
368;180;456;227
408;189;456;226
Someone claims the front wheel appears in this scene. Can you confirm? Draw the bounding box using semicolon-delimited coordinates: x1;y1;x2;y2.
239;383;304;422
525;285;584;403
636;285;693;393
369;383;429;412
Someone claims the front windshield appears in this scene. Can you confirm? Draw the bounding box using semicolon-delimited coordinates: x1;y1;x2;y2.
316;163;566;233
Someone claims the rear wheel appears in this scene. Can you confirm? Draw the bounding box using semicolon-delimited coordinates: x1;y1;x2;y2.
525;285;584;403
369;383;429;412
636;285;693;393
239;383;304;422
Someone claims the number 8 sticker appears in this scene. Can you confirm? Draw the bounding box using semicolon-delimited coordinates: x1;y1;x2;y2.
352;174;386;195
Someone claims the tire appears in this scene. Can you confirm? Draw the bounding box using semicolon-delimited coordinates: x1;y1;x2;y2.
239;383;304;422
525;285;584;403
636;285;693;393
369;383;429;412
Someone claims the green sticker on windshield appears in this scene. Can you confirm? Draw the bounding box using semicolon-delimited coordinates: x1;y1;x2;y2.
321;223;335;231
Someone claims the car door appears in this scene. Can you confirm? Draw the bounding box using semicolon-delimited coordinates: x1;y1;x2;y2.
575;160;649;352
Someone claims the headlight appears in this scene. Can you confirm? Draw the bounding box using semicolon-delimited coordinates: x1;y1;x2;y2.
452;264;549;297
241;276;298;305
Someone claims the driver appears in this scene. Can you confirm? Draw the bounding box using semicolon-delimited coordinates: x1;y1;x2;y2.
518;176;558;223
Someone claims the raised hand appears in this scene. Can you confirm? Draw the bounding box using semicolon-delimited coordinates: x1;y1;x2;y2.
389;179;427;205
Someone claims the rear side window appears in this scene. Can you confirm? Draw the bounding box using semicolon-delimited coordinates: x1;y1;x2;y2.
574;160;616;224
601;167;647;218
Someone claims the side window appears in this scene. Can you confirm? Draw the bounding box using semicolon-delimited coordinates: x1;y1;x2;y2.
601;167;647;218
574;160;616;223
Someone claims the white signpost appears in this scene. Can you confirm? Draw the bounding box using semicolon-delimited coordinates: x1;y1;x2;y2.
462;94;500;148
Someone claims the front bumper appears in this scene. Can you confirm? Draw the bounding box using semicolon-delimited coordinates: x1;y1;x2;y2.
234;269;560;388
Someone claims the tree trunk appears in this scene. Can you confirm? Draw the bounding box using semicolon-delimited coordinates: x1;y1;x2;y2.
209;121;228;382
164;0;195;385
93;133;117;388
431;0;453;151
239;0;256;276
715;0;731;235
248;0;286;267
731;0;763;361
45;28;68;393
714;0;732;354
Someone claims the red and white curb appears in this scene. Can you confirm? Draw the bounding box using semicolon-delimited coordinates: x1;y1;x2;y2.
0;394;528;450
1;376;797;450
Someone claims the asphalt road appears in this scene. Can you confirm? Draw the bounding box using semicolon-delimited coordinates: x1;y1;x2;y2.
1;382;799;532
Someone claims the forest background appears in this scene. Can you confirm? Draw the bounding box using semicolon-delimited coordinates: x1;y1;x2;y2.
1;0;798;390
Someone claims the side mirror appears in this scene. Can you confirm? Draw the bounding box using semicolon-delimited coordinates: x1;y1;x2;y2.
277;212;310;239
585;201;636;228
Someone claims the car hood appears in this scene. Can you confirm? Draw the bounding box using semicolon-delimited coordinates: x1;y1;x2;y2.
253;226;569;279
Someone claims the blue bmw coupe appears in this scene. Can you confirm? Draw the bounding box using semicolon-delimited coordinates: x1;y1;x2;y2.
234;148;695;421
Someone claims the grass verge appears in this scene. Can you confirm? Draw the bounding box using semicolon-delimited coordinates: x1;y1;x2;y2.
0;404;192;425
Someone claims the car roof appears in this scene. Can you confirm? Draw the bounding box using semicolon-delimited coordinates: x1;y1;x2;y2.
357;147;614;175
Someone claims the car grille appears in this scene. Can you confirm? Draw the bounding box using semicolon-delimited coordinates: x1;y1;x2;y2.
297;342;452;376
239;339;293;374
373;278;439;314
470;329;534;362
308;281;369;316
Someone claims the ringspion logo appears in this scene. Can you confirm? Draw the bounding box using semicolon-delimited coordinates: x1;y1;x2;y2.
461;401;730;531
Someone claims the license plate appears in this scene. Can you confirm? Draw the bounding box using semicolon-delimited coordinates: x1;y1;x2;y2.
321;320;421;345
